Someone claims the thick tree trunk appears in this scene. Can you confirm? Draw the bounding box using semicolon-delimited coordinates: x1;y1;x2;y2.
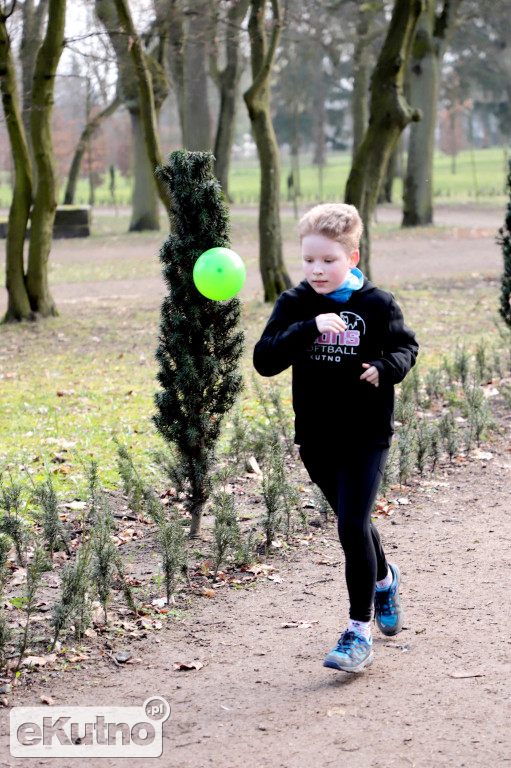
345;0;424;277
0;11;33;322
352;2;381;159
244;0;291;303
212;0;249;198
64;92;121;205
112;0;171;212
167;0;186;143
183;0;211;151
26;0;66;317
129;110;160;231
20;0;48;164
402;0;464;227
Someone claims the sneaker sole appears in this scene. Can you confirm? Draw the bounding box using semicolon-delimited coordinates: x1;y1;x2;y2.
323;649;374;673
376;563;404;637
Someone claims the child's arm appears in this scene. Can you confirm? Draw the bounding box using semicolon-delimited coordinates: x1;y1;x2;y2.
254;295;324;376
365;296;418;385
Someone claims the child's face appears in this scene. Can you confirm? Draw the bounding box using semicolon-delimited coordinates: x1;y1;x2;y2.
302;233;359;294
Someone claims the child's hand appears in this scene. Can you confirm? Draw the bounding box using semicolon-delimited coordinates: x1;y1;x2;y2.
315;313;347;334
360;363;379;387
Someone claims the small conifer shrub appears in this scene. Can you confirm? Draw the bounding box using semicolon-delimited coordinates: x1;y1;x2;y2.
0;477;28;567
15;544;50;673
154;151;244;537
34;476;69;561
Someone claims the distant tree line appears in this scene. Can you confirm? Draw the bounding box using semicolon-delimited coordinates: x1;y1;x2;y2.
1;0;509;318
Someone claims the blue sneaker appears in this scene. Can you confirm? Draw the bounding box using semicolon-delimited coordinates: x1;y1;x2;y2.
374;563;404;636
323;630;373;673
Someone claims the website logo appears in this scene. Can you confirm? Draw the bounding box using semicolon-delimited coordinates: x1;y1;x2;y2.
10;696;171;758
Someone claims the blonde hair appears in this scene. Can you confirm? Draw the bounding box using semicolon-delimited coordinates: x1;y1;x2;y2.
299;203;363;253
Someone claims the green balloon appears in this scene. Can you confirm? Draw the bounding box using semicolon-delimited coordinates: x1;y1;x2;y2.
193;247;246;301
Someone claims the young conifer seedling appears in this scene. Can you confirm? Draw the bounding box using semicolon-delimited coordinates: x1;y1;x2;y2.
498;157;511;328
261;443;285;550
0;533;12;669
211;473;240;578
15;544;50;674
51;543;92;649
34;476;70;561
0;477;28;567
91;510;118;625
115;440;145;514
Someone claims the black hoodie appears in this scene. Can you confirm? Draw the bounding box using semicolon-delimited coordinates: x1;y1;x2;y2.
253;278;418;448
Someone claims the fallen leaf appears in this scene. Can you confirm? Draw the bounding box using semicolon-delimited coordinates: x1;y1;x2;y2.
64;501;86;511
248;456;262;476
202;589;215;598
281;620;319;629
173;660;205;671
9;569;27;587
22;654;57;667
397;497;410;505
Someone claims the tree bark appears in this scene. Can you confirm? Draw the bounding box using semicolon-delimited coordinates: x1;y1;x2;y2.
166;0;186;143
0;7;33;322
20;0;49;162
352;1;382;160
112;0;171;212
64;92;121;205
129;110;160;230
183;0;212;151
402;0;464;226
26;0;66;317
211;0;249;198
345;0;424;277
244;0;291;303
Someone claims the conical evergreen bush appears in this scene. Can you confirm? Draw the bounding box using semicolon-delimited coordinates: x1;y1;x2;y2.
499;157;511;328
154;151;244;536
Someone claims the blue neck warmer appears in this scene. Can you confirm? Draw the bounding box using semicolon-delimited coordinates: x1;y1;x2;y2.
326;267;364;303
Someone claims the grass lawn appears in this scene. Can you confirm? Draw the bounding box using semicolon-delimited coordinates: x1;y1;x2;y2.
0;147;507;209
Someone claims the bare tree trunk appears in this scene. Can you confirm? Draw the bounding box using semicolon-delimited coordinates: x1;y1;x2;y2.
26;0;67;317
129;110;160;230
64;92;121;205
183;0;212;150
211;0;249;198
345;0;424;277
112;0;171;212
244;0;291;303
352;2;382;159
402;0;464;226
0;8;33;322
167;0;186;143
20;0;48;162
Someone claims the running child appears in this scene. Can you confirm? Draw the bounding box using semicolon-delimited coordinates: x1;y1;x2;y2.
253;203;418;673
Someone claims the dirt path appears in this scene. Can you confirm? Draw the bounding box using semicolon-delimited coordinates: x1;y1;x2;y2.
0;203;505;315
1;436;510;767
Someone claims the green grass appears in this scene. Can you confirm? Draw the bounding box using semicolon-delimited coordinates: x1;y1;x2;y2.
0;147;508;209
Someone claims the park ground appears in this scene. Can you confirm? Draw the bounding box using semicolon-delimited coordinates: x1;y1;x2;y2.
0;202;510;767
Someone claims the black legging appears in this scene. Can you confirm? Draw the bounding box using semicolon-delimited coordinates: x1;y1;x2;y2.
300;443;390;623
